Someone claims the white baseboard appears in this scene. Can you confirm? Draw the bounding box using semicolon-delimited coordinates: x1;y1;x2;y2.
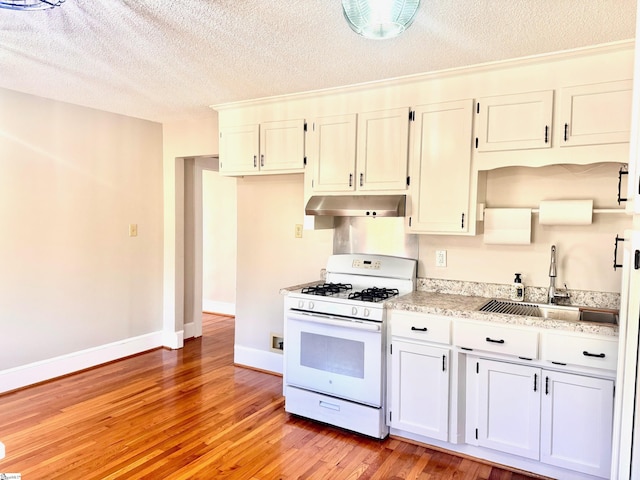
184;321;197;339
162;329;184;349
0;331;164;394
202;300;235;316
234;345;283;375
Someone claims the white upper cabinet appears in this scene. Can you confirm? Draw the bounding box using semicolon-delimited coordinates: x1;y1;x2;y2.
476;91;553;152
407;99;476;235
356;107;410;192
308;114;357;192
559;80;633;147
309;107;410;194
219;124;260;175
219;119;305;175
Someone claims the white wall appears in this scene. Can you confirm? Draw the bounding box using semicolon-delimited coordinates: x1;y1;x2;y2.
202;170;237;315
0;88;163;372
418;163;631;293
234;174;333;371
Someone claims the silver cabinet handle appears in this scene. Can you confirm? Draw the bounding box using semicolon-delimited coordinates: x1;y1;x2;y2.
260;154;264;167
253;155;257;168
360;173;364;187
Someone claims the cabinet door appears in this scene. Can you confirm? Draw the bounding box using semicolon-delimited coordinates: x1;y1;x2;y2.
559;80;632;147
259;119;306;172
309;114;357;192
540;371;614;478
408;100;473;233
389;340;449;441
357;107;410;191
477;359;541;459
476;91;553;151
219;124;260;174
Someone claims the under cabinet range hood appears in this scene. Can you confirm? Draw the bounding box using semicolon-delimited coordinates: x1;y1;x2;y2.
305;195;406;217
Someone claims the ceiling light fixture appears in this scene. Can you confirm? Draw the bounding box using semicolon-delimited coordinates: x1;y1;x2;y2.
342;0;421;40
0;0;64;10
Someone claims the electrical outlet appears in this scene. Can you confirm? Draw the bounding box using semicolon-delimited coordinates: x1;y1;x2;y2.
270;333;284;353
436;250;447;267
295;224;303;238
129;224;138;237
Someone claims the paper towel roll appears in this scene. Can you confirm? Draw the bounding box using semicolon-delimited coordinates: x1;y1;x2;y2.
539;200;593;225
483;208;532;245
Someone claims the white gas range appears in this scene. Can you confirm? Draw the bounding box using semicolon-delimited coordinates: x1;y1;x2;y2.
283;254;417;438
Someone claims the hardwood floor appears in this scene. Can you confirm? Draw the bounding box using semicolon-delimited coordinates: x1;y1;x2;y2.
0;313;550;480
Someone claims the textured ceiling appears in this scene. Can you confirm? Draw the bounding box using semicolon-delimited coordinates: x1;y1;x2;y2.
0;1;637;123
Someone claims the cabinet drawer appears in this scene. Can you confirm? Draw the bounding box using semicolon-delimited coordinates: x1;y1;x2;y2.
541;332;618;370
390;311;451;345
453;321;538;358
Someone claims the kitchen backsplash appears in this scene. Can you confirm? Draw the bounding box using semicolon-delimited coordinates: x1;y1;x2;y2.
417;278;620;310
317;268;619;310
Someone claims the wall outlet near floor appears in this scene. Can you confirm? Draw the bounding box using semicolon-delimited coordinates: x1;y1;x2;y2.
270;333;284;353
129;223;138;237
436;250;447;267
295;224;303;238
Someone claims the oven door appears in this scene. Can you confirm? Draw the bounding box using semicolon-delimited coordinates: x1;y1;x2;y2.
285;310;383;407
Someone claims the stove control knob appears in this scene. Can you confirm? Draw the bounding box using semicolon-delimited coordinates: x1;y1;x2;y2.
352;306;358;316
298;300;304;309
309;301;315;310
363;308;370;317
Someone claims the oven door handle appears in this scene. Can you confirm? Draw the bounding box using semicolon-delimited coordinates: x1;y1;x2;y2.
287;311;381;332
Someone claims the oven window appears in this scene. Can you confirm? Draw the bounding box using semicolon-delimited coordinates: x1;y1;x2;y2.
300;332;365;379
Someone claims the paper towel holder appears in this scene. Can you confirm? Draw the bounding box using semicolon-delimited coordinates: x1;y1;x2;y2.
478;203;625;217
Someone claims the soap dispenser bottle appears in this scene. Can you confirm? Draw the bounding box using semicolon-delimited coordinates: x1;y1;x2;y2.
511;273;525;302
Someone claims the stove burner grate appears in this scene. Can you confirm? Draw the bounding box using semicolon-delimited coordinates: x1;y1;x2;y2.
301;283;353;296
348;287;400;303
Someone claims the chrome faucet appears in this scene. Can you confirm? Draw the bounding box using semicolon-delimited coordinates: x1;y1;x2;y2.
548;245;570;304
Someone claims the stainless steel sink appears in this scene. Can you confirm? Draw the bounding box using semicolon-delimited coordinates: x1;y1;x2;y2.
478;299;618;324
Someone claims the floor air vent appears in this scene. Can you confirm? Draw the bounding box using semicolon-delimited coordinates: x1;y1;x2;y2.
479;299;542;317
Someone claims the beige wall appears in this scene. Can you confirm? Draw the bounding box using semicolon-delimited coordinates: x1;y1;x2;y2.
418;163;631;293
162;113;219;338
202;170;237;314
0;88;164;370
235;174;332;355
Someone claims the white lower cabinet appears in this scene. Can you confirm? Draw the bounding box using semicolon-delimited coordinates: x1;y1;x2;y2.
470;357;614;478
540;370;614;478
476;359;541;460
388;340;449;441
388;312;616;479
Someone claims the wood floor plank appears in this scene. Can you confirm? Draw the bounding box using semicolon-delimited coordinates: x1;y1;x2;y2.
0;313;552;480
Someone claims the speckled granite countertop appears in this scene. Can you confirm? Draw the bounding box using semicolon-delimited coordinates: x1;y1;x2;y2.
282;277;620;337
386;291;618;337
